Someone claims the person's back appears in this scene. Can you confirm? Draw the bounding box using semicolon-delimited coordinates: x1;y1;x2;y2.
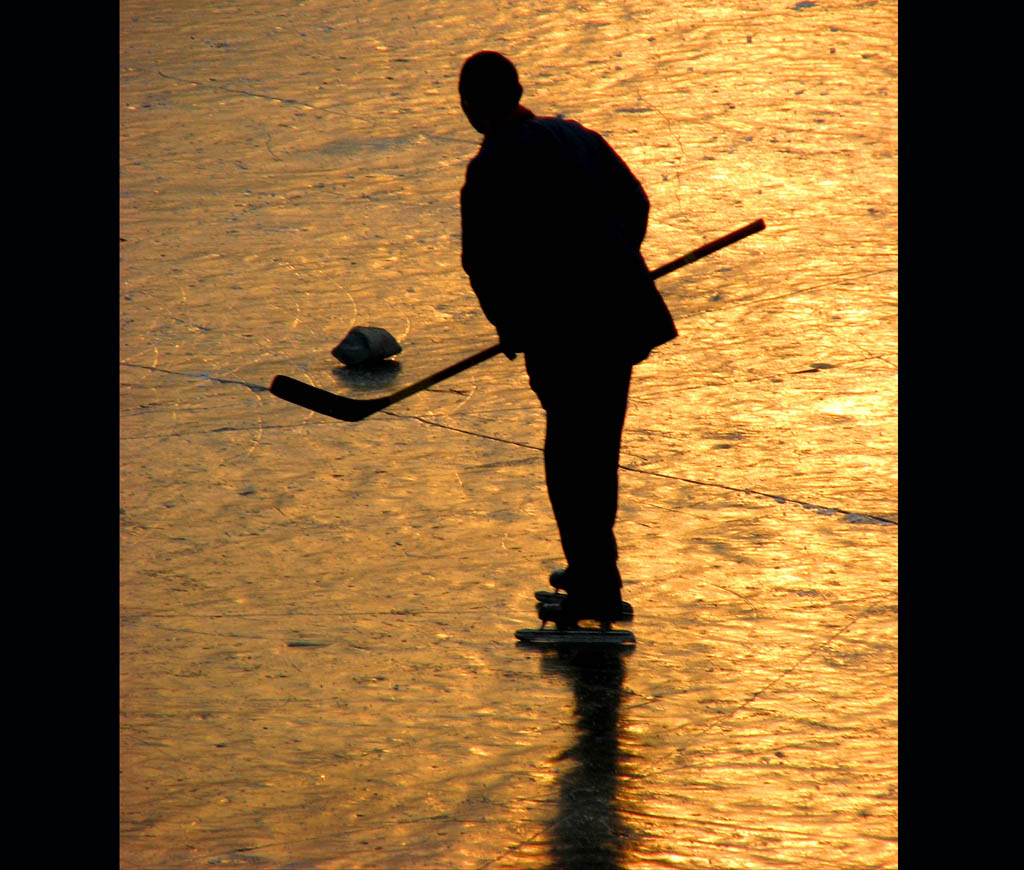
460;71;675;364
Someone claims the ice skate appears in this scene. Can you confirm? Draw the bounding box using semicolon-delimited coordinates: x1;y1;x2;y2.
534;589;634;622
540;567;633;619
549;566;572;593
515;585;636;645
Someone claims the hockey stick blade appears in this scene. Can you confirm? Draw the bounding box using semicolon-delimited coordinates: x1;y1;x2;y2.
270;343;505;421
270;375;390;422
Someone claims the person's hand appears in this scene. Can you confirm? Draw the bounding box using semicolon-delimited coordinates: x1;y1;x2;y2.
497;331;518;360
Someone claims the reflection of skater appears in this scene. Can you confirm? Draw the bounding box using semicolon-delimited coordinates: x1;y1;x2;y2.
544;645;631;869
458;51;676;624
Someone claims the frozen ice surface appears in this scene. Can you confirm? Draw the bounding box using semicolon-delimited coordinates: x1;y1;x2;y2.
121;1;897;867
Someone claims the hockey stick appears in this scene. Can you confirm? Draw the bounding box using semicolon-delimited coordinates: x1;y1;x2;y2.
270;218;765;422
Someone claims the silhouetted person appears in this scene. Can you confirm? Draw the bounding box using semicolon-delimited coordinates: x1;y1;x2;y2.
459;51;676;625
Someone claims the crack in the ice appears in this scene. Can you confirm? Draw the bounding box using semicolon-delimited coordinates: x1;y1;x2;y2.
393;410;896;526
121;362;270;393
119;362;895;525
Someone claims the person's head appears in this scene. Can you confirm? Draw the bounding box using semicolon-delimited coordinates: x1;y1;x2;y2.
458;51;523;134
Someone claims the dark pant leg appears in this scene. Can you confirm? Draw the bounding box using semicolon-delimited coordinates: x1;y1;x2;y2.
527;356;632;597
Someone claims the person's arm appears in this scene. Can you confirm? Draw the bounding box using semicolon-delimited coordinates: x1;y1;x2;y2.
460;158;523;355
599;137;650;250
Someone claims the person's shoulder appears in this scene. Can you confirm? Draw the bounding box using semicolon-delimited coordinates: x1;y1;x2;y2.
535;115;591;131
464;136;517;187
463;148;489;188
532;115;605;146
465;135;497;170
479;120;549;163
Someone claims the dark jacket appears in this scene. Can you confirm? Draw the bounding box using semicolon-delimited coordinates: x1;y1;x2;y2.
460;109;677;365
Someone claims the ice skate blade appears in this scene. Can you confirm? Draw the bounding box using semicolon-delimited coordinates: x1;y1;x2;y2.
515;627;636;646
